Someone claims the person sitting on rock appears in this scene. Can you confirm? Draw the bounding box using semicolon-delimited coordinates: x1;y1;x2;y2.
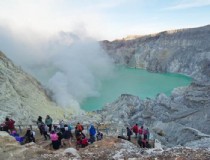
81;136;89;148
24;128;35;143
141;137;148;148
137;134;143;147
50;130;60;150
64;124;73;138
57;130;63;147
96;131;103;141
75;131;82;149
75;127;80;139
0;122;9;133
132;124;138;138
62;127;72;147
5;117;16;133
146;140;151;148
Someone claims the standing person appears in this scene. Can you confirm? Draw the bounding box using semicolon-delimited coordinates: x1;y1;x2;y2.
37;116;43;135
132;124;138;138
139;126;144;139
45;115;53;132
75;127;81;140
59;120;65;134
126;127;133;141
76;122;84;132
40;123;50;140
89;124;96;143
5;117;15;133
143;128;149;140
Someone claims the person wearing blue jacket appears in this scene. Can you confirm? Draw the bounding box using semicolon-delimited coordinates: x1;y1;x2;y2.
89;124;96;143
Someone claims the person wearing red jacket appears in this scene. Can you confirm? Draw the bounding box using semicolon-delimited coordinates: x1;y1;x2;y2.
5;117;15;133
139;126;144;139
132;124;138;138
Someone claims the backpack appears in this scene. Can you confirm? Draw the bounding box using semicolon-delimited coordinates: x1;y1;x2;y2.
77;125;83;131
68;124;73;131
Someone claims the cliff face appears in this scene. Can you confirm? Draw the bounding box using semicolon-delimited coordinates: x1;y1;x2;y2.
102;25;210;81
99;25;210;149
0;51;69;124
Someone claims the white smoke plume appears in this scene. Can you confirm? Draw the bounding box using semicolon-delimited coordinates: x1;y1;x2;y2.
0;25;115;112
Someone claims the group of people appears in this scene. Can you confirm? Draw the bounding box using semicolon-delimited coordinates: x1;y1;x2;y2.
50;122;103;150
36;116;103;150
0;117;35;144
36;115;53;140
0;116;104;150
127;124;151;148
1;117;153;150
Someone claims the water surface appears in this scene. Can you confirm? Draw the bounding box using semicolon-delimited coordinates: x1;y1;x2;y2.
81;67;192;111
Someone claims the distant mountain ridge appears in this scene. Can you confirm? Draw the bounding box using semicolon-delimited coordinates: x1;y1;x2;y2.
102;24;210;82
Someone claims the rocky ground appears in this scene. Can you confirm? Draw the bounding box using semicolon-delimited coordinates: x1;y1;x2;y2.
1;131;210;160
97;81;210;148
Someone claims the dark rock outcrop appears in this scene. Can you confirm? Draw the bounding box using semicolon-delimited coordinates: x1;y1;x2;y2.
100;81;210;147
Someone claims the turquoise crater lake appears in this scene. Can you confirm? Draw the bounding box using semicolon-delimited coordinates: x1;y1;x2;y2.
81;67;192;111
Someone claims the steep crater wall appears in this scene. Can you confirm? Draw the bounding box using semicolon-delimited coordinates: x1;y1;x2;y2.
102;25;210;82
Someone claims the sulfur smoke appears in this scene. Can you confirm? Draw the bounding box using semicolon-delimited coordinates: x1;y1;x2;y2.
0;26;115;112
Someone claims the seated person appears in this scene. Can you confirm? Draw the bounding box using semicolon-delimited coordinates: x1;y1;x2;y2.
50;131;60;150
81;137;89;148
0;122;9;133
57;131;63;147
62;127;72;147
24;128;35;143
96;131;103;141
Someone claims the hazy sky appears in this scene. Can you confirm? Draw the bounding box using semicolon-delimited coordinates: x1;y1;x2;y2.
0;0;210;40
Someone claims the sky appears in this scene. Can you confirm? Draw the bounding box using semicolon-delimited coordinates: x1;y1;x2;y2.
0;0;210;40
